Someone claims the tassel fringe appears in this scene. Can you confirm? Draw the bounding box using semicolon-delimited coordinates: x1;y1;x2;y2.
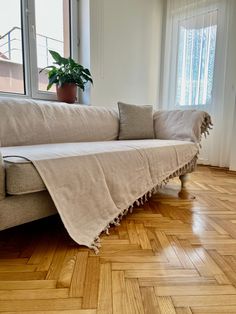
89;154;198;254
199;114;213;148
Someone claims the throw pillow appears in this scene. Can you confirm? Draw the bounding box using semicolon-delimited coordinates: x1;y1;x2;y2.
118;102;154;140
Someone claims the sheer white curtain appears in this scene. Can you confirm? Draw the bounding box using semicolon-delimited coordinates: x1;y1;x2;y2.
160;0;236;167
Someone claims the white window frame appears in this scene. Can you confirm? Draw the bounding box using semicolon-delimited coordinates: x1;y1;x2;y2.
170;2;219;110
0;0;79;101
161;0;227;112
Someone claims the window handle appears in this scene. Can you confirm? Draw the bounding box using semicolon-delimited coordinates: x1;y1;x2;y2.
32;25;36;40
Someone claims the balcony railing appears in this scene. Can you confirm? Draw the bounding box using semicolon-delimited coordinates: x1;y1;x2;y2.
0;26;63;67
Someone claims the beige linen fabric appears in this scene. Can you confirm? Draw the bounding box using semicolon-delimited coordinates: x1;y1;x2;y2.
2;106;212;196
0;151;5;200
2;140;198;249
4;157;46;195
0;98;119;147
154;110;212;143
118;102;154;140
0;191;56;231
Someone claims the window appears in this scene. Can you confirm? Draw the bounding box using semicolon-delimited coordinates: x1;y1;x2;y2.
0;0;77;99
0;1;25;94
35;0;70;93
175;10;218;107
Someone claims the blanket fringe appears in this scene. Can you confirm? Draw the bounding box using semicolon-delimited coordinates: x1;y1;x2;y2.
90;154;198;254
199;115;213;148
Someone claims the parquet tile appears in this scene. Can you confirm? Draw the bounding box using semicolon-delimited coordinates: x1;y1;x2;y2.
0;165;236;313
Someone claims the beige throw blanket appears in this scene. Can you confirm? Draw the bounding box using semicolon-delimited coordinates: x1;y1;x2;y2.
154;110;213;144
2;140;198;251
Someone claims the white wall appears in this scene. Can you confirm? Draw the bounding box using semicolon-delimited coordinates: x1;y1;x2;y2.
230;103;236;171
88;0;163;108
78;0;91;104
229;1;236;171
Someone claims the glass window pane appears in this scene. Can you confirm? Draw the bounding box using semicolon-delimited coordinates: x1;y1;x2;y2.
176;10;217;106
35;0;70;92
0;0;25;94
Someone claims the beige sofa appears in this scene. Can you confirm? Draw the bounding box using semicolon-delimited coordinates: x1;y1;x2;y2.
0;98;212;234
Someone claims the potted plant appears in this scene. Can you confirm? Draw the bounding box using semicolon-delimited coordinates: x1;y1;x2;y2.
40;50;93;104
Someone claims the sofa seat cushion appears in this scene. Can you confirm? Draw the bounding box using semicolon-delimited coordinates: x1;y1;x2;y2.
4;157;46;195
2;140;198;248
2;140;198;196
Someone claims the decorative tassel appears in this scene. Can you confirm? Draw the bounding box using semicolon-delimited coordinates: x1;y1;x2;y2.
89;243;100;255
94;236;101;244
113;218;120;226
124;208;129;215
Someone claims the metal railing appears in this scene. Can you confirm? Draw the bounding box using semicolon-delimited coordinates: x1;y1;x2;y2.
0;26;63;67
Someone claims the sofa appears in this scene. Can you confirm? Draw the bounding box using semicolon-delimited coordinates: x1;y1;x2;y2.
0;98;212;250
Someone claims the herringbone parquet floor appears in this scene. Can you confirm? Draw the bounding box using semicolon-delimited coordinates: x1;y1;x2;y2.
0;165;236;313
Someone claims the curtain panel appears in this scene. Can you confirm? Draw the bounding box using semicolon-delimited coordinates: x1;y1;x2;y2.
160;0;236;168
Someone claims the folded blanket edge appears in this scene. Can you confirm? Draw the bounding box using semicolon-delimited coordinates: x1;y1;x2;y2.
89;153;198;254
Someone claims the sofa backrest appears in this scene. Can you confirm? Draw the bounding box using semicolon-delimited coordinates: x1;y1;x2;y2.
0;98;119;147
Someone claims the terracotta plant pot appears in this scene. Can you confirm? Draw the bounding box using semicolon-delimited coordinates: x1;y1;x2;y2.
56;83;77;104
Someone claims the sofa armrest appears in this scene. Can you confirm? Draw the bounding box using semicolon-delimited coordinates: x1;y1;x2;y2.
0;150;5;200
153;109;212;144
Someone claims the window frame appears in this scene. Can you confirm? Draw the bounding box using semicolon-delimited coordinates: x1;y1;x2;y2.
0;0;78;101
168;2;220;110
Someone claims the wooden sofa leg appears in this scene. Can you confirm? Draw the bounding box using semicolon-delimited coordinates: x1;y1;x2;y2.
179;174;188;190
178;174;195;200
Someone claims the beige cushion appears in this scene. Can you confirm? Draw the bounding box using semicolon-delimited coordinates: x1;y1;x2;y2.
0;98;119;147
118;102;154;140
0;191;57;231
4;157;45;195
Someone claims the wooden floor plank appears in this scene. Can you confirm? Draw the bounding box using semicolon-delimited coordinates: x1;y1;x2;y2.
125;278;145;314
157;296;177;314
155;284;236;296
0;298;82;312
0;287;69;300
140;287;161;314
112;271;127;314
97;263;112;314
0;279;56;290
82;256;100;309
1;311;95;314
172;295;236;307
69;251;88;298
58;248;78;288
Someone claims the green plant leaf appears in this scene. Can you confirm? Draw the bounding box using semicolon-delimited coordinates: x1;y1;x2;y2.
39;65;55;74
83;68;91;75
81;73;93;84
44;51;93;91
47;73;58;90
49;50;69;66
47;82;54;91
49;50;62;63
